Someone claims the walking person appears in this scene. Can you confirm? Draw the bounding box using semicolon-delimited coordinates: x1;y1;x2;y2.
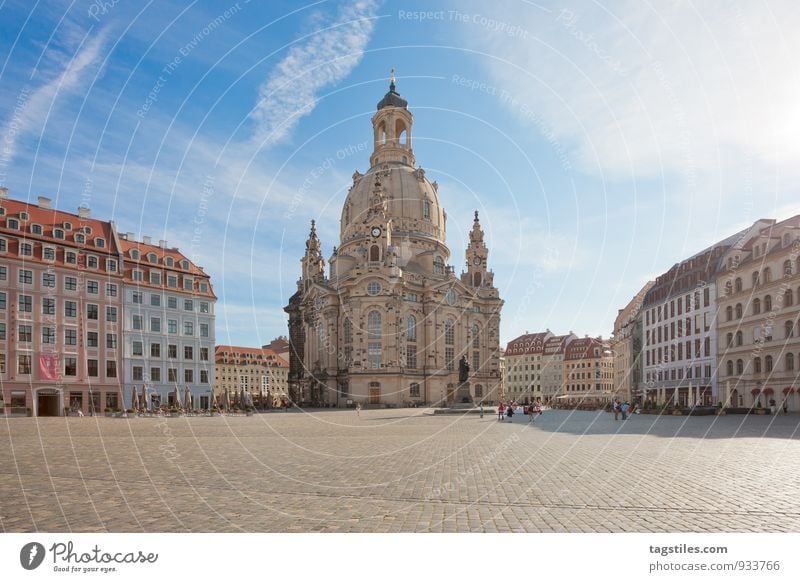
498;402;505;421
506;404;514;423
613;399;620;421
479;403;484;418
356;402;361;417
621;401;630;420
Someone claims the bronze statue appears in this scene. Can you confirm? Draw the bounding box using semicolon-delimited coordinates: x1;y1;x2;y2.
458;356;470;383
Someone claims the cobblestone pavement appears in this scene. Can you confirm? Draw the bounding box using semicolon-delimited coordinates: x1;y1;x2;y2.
1;409;799;532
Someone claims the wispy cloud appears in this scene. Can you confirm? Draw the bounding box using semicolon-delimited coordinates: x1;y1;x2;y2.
0;28;108;165
459;0;800;178
249;0;380;146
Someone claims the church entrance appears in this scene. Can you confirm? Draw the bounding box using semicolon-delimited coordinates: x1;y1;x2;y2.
37;389;61;417
369;382;380;404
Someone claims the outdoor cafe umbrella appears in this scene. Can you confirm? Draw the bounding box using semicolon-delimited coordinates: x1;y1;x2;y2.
233;390;240;410
130;386;139;412
259;385;265;409
173;386;182;410
240;388;247;409
142;385;150;413
210;385;217;411
223;388;229;411
184;385;193;411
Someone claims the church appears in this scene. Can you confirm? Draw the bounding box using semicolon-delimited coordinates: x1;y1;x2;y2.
285;74;504;407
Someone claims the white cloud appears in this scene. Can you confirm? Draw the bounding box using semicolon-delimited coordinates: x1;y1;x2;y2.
0;28;108;164
249;0;379;146
460;0;800;177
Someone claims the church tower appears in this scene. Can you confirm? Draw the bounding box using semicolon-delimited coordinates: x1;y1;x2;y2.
286;72;504;408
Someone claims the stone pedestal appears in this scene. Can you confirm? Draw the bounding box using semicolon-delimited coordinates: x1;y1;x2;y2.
451;381;473;409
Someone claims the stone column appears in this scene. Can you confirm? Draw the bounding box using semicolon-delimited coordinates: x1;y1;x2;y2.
688;382;693;407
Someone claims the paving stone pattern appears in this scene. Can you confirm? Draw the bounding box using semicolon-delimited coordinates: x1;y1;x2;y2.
1;409;799;532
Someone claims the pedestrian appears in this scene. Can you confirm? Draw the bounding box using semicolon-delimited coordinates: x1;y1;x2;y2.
783;400;789;415
769;399;777;415
479;403;484;418
498;402;505;421
621;401;630;420
506;405;514;423
613;399;620;421
356;402;361;417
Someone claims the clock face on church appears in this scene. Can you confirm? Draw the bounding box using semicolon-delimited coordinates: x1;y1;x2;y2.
371;226;382;238
473;256;482;266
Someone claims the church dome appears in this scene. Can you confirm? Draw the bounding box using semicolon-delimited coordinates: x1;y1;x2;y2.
340;164;445;243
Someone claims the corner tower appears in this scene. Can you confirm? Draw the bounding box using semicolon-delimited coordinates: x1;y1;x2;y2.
370;69;415;168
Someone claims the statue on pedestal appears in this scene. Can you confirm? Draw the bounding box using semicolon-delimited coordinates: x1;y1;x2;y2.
459;356;470;383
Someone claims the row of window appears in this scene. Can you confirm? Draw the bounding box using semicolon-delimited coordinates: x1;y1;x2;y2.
646;289;711;325
647;315;710;345
10;268;118;293
128;248;190;271
0;239;117;271
131;366;209;383
645;365;712;383
724;353;799;375
3;354;116;377
131;269;206;292
1;293;115;320
724;260;800;295
129;315;210;337
724;288;797;320
724;321;800;347
131;292;210;312
130;343;209;361
646;338;712;366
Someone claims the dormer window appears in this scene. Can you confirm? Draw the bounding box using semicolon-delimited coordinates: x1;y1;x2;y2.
74;233;85;244
83;226;92;234
7;218;19;230
130;249;140;260
63;221;72;230
180;260;189;270
147;253;157;263
31;224;43;235
423;200;430;219
95;237;105;248
54;228;64;240
19;211;29;221
0;206;5;215
164;256;174;267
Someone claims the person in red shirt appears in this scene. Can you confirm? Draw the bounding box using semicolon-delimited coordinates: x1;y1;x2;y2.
497;402;505;421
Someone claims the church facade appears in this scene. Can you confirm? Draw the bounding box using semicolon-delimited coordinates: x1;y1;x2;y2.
285;77;504;407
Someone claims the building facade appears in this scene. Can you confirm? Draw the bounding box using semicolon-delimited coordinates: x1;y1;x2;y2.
612;281;654;404
563;337;614;402
215;345;289;406
642;220;772;407
285;78;504;407
716;216;800;410
540;333;577;402
0;192;125;415
503;331;552;403
119;234;216;410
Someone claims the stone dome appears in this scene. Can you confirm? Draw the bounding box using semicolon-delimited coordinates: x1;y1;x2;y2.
340;163;446;244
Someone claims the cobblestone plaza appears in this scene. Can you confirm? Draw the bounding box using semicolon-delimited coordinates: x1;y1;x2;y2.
1;410;799;533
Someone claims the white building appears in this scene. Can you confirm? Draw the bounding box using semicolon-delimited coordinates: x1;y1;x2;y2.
120;234;216;410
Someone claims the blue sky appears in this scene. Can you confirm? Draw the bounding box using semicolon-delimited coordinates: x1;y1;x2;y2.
2;0;800;347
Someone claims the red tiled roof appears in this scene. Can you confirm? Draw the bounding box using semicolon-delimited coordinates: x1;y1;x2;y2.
505;332;551;355
119;237;215;298
215;345;288;367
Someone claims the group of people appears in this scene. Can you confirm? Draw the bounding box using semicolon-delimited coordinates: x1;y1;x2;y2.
496;402;542;423
612;399;631;420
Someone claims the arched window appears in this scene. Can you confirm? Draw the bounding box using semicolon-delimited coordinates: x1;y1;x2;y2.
786;289;794;307
754;357;762;373
726;306;733;321
786;321;794;338
368;311;381;338
763;267;772;283
367;311;382;369
445;319;454;345
726;360;733;376
473;272;482;287
764;295;772;312
787;353;795;371
433;256;444;275
736;359;744;374
736;331;743;346
752;271;760;287
343;318;352;344
370;245;380;262
472;324;480;348
735;278;742;292
395;119;407;145
735;303;743;318
130;249;140;260
726;332;733;347
784;260;793;277
725;280;732;295
765;355;773;372
407;315;417;342
409;382;420;397
474;384;483;398
753;298;761;315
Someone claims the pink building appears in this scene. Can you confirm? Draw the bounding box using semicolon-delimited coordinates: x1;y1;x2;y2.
0;192;124;415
